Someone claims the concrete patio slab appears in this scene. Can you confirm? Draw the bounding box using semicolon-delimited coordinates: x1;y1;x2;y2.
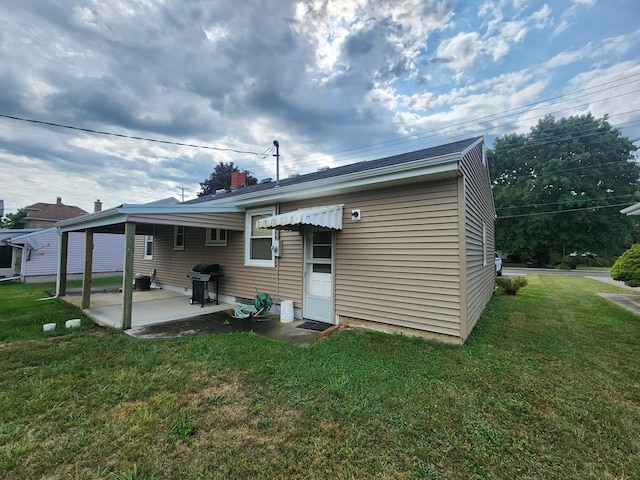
60;287;326;346
62;288;229;328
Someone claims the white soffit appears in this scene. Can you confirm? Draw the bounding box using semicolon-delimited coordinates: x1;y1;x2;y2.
256;204;344;230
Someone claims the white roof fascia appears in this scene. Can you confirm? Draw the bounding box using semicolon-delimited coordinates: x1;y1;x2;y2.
460;137;483;157
57;208;124;232
0;231;41;245
620;203;640;215
6;227;57;243
117;204;242;215
56;203;243;232
0;228;40;239
213;154;461;207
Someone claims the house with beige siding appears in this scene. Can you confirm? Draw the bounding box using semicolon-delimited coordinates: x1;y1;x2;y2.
54;136;496;343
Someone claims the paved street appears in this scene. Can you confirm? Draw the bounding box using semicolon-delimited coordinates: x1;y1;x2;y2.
504;267;611;278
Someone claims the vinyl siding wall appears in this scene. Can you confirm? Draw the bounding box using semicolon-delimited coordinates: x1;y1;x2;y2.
460;142;496;339
274;229;304;305
17;230;123;277
134;179;463;336
275;181;462;336
133;225;282;303
332;180;462;337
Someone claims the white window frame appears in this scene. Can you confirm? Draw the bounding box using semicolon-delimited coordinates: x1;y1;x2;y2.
173;225;185;251
482;222;487;267
205;228;227;246
143;235;154;259
245;207;275;267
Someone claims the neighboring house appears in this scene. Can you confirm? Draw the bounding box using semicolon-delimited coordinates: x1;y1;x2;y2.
55;137;496;344
0;229;39;278
7;228;124;283
22;197;89;228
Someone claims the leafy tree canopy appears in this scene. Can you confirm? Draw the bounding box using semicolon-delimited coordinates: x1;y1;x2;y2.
0;207;27;229
198;162;258;196
489;113;639;264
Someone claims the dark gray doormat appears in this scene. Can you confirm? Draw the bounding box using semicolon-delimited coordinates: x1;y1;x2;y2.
296;320;331;332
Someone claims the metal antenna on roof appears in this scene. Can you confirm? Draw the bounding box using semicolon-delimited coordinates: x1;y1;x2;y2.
273;140;280;187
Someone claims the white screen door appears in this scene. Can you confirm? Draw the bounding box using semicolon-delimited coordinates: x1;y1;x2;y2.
303;229;334;323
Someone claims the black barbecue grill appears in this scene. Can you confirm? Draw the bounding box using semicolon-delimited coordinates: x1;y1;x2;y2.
187;263;224;307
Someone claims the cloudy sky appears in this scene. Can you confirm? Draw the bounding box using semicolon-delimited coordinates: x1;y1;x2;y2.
1;0;639;214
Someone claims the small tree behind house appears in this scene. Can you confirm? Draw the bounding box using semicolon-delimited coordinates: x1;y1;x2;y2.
198;162;258;196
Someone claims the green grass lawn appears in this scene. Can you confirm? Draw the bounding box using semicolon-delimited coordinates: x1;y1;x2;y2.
0;276;638;479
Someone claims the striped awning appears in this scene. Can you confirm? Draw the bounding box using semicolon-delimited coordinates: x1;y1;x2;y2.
256;204;344;230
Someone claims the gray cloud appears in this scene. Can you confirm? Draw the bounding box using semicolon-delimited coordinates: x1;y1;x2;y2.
0;0;638;212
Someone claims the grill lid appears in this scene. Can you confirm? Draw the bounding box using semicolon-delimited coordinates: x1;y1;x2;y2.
191;263;220;274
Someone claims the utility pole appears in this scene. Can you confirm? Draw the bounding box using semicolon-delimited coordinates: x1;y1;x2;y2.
273;140;280;187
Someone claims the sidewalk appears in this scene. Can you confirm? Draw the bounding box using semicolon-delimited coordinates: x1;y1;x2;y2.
583;275;640;315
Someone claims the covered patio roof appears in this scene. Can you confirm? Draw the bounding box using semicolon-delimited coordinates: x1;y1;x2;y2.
55;203;245;234
54;202;246;330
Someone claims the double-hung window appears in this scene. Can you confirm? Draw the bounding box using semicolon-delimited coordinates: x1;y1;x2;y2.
205;228;227;246
173;226;185;250
143;235;154;259
245;208;274;267
482;222;487;267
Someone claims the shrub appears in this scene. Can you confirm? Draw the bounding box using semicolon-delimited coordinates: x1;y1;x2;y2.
495;276;528;295
610;244;640;287
555;263;571;270
593;256;616;268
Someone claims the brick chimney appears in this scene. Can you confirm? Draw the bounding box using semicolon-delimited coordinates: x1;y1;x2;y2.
231;172;247;190
56;196;62;205
94;199;102;212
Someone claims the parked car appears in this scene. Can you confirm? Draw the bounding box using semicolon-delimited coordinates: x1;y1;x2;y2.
495;253;503;276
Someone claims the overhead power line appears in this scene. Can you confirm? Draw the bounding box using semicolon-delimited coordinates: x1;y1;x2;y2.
495;193;638;211
0;113;273;159
489;117;640;154
497;202;632;219
1;71;638;176
323;71;640;160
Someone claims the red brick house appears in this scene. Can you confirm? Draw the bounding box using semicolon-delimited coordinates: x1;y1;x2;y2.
23;197;89;228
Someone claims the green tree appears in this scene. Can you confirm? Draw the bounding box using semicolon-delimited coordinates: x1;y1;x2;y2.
0;207;27;229
489;113;639;265
198;162;258;196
